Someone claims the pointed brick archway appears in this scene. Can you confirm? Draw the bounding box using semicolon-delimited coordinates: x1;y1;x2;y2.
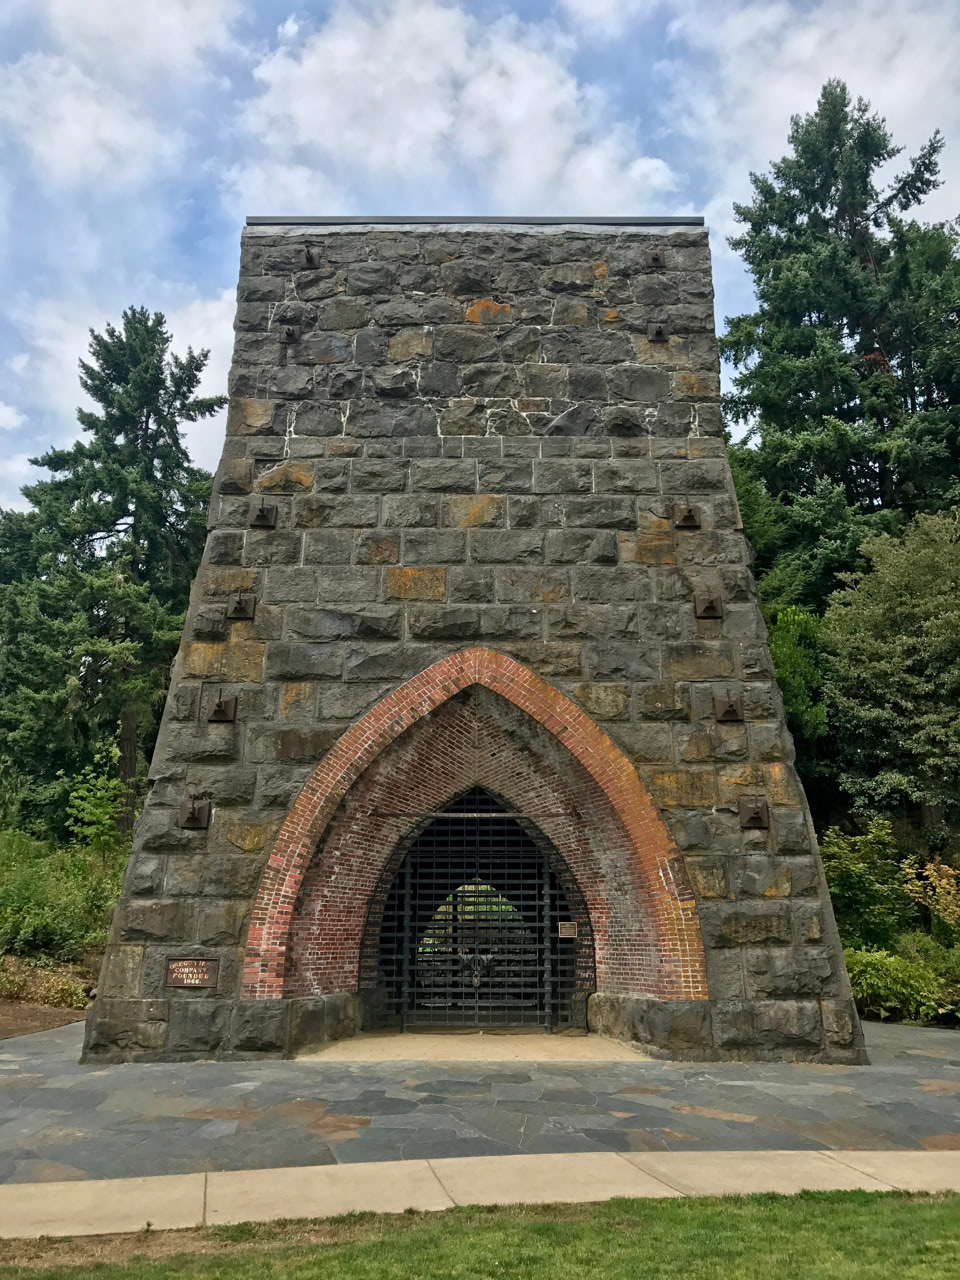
241;647;707;1002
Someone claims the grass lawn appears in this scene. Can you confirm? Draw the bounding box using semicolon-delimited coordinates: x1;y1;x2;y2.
1;1193;959;1279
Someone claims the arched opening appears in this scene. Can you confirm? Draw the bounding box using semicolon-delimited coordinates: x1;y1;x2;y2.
243;648;707;1007
359;788;595;1031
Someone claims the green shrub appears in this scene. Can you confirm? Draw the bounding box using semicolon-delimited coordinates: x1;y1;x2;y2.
844;947;952;1022
896;932;960;1004
0;828;125;963
820;820;915;949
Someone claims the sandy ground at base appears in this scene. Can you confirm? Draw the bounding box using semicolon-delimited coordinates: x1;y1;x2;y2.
0;1002;84;1041
299;1031;648;1062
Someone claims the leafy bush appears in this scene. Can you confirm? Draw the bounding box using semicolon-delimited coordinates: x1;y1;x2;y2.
0;957;88;1008
902;857;960;945
896;932;960;1005
0;828;125;963
820;820;915;949
844;948;951;1022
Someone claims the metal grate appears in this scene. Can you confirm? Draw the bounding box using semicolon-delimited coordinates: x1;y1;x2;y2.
359;789;594;1031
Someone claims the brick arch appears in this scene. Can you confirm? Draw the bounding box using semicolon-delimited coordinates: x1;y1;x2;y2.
241;647;707;1000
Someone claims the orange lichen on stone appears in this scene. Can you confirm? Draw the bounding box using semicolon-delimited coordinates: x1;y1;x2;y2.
280;682;314;717
384;566;446;600
592;261;608;279
573;683;630;719
675;371;720;400
226;397;277;436
465;298;512;324
643;768;719;808
618;514;676;566
256;460;315;493
444;495;505;528
603;308;619;324
180;638;265;682
220;817;282;854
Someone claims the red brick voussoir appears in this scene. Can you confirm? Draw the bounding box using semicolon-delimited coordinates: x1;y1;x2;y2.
240;647;707;1001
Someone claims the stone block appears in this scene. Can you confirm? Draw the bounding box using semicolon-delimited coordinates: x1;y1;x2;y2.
635;681;691;721
582;641;659;681
402;529;467;563
448;567;496;602
295;495;379;528
301;530;354;563
442;494;505;528
286;605;402;641
351;460;409;491
545;530;618;565
264;642;342;680
381;495;440;527
743;946;837;999
699;901;793;948
114;899;197;944
407;605;480;639
98;945;144;998
571;683;630;719
232;1000;291;1054
165;999;232;1054
533;461;593;493
315;567;380;603
356;532;400;564
196;900;249;947
684;857;729;899
384;566;446;600
82;999;168;1059
410;458;477;492
471;530;544;564
562;497;636;528
263;568;319;603
616;722;674;763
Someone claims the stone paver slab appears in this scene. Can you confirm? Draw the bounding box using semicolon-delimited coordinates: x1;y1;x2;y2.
826;1150;960;1191
0;1173;204;1238
622;1150;893;1195
206;1159;453;1224
429;1152;680;1204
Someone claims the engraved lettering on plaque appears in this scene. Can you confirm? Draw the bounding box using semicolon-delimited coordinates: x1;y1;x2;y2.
164;958;220;988
558;921;578;939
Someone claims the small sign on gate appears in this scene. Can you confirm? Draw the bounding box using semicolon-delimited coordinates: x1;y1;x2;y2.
164;958;220;988
558;921;578;939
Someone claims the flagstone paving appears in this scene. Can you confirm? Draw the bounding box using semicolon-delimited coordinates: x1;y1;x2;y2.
0;1021;957;1182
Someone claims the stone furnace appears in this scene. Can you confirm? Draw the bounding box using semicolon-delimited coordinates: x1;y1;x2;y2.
83;217;866;1064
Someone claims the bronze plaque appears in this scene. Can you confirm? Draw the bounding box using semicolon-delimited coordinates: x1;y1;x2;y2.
558;921;578;939
164;958;220;988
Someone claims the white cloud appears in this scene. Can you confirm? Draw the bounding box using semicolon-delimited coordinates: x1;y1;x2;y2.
0;453;37;511
6;354;28;375
660;0;960;244
165;289;236;472
233;0;676;214
0;402;25;431
555;0;662;39
30;0;241;80
0;54;180;189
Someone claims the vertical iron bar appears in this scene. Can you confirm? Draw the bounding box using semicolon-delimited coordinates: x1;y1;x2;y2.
400;856;413;1032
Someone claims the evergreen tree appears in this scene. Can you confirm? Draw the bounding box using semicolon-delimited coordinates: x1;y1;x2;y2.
723;79;959;612
823;513;960;820
0;308;222;833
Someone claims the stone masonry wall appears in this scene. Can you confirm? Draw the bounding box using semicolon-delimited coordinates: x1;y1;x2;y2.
83;220;865;1064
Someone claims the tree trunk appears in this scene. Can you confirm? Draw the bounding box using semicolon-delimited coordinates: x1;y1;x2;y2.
118;697;139;834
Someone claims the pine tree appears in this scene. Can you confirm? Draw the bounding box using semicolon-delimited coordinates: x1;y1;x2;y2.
723;79;959;612
0;308;223;833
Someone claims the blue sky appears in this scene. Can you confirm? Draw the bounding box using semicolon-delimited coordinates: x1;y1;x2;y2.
0;0;957;507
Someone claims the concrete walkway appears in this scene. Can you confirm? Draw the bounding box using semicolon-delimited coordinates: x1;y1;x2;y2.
1;1021;959;1183
2;1149;960;1238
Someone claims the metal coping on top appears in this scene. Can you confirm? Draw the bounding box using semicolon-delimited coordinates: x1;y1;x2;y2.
245;215;705;227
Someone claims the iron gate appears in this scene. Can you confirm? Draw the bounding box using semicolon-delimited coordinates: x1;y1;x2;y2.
360;789;594;1030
